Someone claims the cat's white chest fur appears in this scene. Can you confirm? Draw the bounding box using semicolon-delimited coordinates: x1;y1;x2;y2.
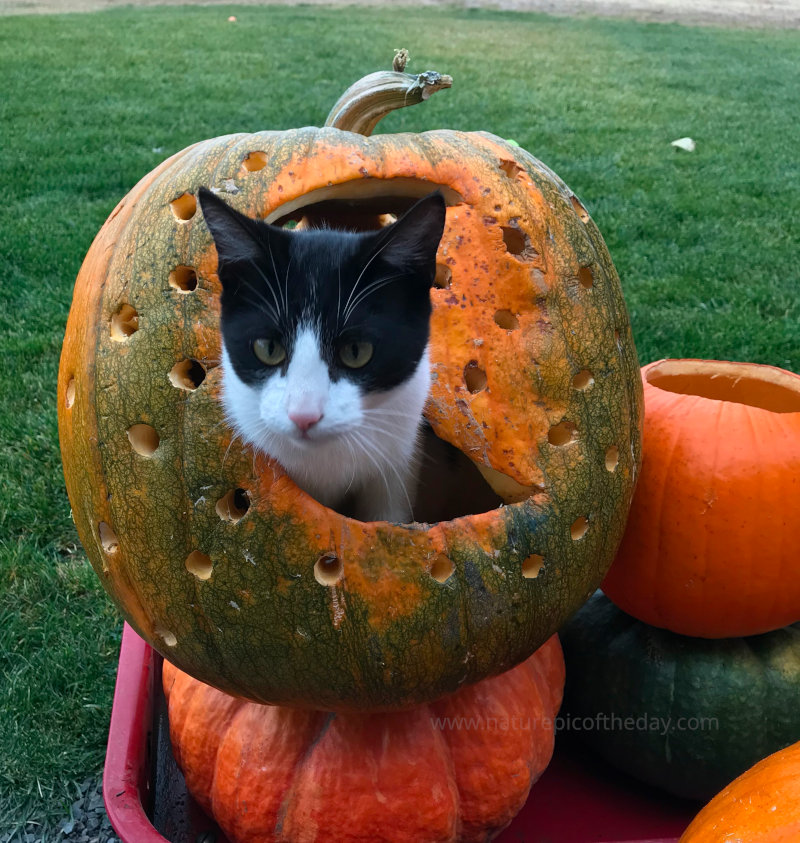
220;327;430;523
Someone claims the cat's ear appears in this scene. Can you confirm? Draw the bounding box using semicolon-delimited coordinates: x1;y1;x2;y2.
374;191;447;279
198;187;270;267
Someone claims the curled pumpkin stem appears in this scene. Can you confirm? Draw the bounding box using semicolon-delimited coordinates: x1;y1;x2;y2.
324;55;452;137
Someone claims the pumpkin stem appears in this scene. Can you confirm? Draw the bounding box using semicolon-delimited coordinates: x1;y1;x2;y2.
392;49;409;72
324;53;452;137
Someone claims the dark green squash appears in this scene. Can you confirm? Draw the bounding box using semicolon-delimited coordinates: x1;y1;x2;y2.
560;591;800;800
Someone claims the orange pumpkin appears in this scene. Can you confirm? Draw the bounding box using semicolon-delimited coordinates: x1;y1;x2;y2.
603;359;800;638
163;635;564;843
58;63;642;708
680;740;800;842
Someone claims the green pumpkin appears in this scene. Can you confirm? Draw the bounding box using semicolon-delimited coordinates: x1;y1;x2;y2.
560;591;800;800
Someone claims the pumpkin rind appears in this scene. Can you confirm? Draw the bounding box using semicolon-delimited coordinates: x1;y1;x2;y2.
58;124;642;709
163;635;565;843
560;591;800;800
680;740;800;843
603;358;800;638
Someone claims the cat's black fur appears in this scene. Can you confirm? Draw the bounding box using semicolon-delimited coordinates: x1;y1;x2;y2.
198;187;447;394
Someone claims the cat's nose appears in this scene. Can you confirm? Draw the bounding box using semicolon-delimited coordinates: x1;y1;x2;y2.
289;410;323;434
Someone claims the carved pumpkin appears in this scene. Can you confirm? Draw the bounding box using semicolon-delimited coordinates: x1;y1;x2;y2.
680;740;800;842
58;63;642;709
603;358;800;638
163;636;564;843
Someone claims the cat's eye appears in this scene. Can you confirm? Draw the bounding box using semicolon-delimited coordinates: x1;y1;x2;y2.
339;341;373;369
253;338;286;366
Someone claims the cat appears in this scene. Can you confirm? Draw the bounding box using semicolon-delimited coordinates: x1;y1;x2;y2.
198;187;446;523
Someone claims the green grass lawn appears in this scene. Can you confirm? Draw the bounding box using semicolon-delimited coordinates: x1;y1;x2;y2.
1;3;798;836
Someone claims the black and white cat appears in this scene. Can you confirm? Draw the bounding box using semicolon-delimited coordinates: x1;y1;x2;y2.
198;187;446;523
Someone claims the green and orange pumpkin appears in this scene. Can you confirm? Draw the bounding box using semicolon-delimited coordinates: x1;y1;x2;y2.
163;635;565;843
58;63;642;709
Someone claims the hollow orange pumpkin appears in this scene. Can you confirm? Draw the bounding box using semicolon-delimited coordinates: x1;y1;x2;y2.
603;358;800;638
680;740;800;842
58;63;642;708
163;635;564;843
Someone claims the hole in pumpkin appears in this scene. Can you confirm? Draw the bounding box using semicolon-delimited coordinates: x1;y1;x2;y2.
430;554;455;583
605;445;619;472
494;309;519;330
314;553;343;586
110;304;139;341
169;359;206;391
98;521;119;555
464;361;488;394
645;359;800;413
170;192;197;222
522;554;544;579
571;516;590;541
216;488;250;523
242;150;267;172
548;421;578;446
156;628;178;647
185;550;213;581
501;225;538;261
169;266;198;293
65;377;76;409
413;429;504;523
578;266;594;289
570;195;590;223
499;159;524;178
573;370;594;391
266;178;463;231
434;263;452;289
127;423;159;457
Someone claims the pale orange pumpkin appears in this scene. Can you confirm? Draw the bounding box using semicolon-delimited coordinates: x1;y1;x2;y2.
163;636;565;843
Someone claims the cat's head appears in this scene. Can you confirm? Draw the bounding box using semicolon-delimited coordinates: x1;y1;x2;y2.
198;187;446;491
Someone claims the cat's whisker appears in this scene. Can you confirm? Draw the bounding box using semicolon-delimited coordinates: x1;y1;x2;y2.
222;430;244;468
350;430;414;519
282;253;293;325
251;448;258;479
346;272;405;308
361;429;426;517
249;430;281;478
348;430;395;509
340;236;398;324
336;264;342;331
342;274;407;325
238;288;280;324
360;407;420;419
342;435;359;496
248;264;284;324
197;418;230;445
263;237;287;322
355;423;413;448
